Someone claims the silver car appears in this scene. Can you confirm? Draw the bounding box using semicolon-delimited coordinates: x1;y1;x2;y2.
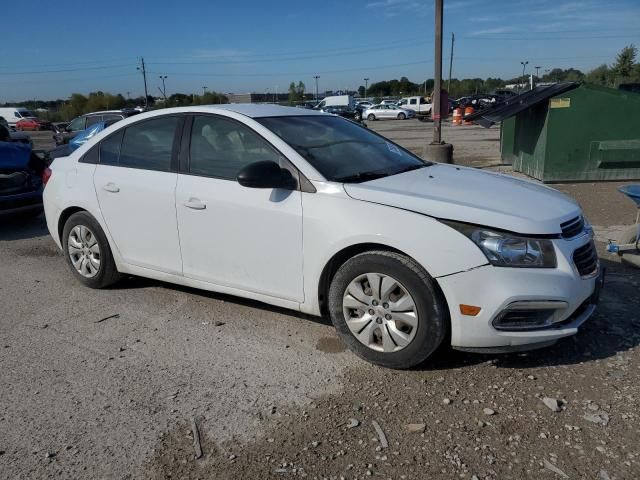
363;104;415;121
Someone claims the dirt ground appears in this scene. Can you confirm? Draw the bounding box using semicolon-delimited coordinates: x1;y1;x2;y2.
1;122;639;480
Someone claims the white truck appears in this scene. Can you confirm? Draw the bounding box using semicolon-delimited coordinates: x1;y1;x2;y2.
0;107;36;127
396;96;432;116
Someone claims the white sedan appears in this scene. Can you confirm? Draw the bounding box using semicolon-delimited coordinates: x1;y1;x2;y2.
42;105;603;369
363;104;415;121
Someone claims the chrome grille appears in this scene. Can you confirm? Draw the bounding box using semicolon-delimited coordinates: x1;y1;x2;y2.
573;241;598;277
561;216;584;239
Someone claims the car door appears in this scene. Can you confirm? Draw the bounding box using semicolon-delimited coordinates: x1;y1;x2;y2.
175;114;304;301
93;115;184;274
379;105;391;119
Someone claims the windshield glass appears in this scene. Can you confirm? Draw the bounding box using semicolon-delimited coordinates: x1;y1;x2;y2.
18;110;35;118
257;115;429;183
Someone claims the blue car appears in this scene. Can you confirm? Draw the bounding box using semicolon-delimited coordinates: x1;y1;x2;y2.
0;141;47;218
48;122;109;160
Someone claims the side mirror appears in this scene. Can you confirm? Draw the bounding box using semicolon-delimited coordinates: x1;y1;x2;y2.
237;161;297;190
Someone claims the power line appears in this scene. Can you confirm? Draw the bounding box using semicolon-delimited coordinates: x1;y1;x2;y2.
146;60;433;78
0;63;136;76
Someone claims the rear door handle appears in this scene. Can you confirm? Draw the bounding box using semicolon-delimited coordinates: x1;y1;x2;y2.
184;198;206;210
103;183;120;193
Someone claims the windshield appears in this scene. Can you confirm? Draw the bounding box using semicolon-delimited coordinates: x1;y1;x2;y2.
17;110;35;118
257;115;429;183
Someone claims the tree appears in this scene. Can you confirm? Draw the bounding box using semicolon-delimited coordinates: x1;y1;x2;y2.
288;81;306;104
585;64;611;86
611;44;637;81
357;85;365;97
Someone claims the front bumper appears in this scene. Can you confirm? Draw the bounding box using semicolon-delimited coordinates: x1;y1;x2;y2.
437;234;602;350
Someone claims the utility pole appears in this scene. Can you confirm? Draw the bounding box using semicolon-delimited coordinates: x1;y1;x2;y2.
313;75;320;102
424;0;452;163
202;86;208;96
534;65;541;83
520;61;528;93
137;57;149;109
447;32;454;93
364;77;369;99
158;75;168;102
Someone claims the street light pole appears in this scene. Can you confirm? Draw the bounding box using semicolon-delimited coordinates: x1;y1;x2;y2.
202;86;207;96
364;77;369;99
520;61;528;92
534;65;541;83
313;75;320;102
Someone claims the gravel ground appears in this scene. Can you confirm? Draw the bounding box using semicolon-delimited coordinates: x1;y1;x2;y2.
1;124;639;479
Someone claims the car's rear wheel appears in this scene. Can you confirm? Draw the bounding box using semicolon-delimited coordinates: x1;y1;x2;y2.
62;211;122;288
354;111;362;121
397;113;406;120
367;114;376;121
328;250;447;369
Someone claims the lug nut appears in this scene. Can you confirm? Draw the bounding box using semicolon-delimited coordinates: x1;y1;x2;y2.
383;302;389;308
368;309;375;315
376;317;382;324
385;314;392;320
372;300;378;306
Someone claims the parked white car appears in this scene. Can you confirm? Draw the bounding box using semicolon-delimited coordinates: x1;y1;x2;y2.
43;105;603;369
363;104;415;120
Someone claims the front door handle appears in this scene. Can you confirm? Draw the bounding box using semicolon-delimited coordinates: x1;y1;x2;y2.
184;198;206;210
103;182;120;193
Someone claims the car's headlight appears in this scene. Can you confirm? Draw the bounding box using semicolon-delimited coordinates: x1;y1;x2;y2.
442;220;557;268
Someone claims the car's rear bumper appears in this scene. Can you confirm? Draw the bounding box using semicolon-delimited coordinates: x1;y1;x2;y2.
437;238;602;350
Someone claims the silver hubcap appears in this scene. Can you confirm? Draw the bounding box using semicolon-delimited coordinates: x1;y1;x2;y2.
68;225;101;278
343;273;418;353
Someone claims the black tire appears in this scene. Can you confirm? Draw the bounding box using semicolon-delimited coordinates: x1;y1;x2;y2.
367;114;376;121
354;111;362;121
328;250;447;369
397;113;406;120
62;211;122;288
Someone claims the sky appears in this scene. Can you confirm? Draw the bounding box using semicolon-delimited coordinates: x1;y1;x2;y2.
2;0;640;102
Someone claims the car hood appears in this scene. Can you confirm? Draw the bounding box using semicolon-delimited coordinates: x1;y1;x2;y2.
343;164;581;235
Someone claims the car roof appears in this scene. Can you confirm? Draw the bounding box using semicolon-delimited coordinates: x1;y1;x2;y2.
204;104;326;118
83;110;127;116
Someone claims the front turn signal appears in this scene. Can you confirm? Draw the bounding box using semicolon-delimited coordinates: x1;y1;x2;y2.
460;304;481;316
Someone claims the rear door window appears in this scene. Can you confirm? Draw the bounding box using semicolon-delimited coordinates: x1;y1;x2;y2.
118;116;179;171
100;130;123;166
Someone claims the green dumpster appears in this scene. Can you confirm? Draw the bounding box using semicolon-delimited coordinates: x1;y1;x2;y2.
499;83;640;182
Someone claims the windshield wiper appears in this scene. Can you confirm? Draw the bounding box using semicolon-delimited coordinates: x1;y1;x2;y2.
335;171;390;183
392;163;429;175
336;164;428;184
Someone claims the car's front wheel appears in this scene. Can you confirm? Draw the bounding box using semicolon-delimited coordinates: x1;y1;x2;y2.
367;114;376;121
397;113;406;120
328;250;447;369
62;211;122;288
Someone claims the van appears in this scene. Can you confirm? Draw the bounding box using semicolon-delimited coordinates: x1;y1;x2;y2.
314;95;354;110
0;107;37;127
